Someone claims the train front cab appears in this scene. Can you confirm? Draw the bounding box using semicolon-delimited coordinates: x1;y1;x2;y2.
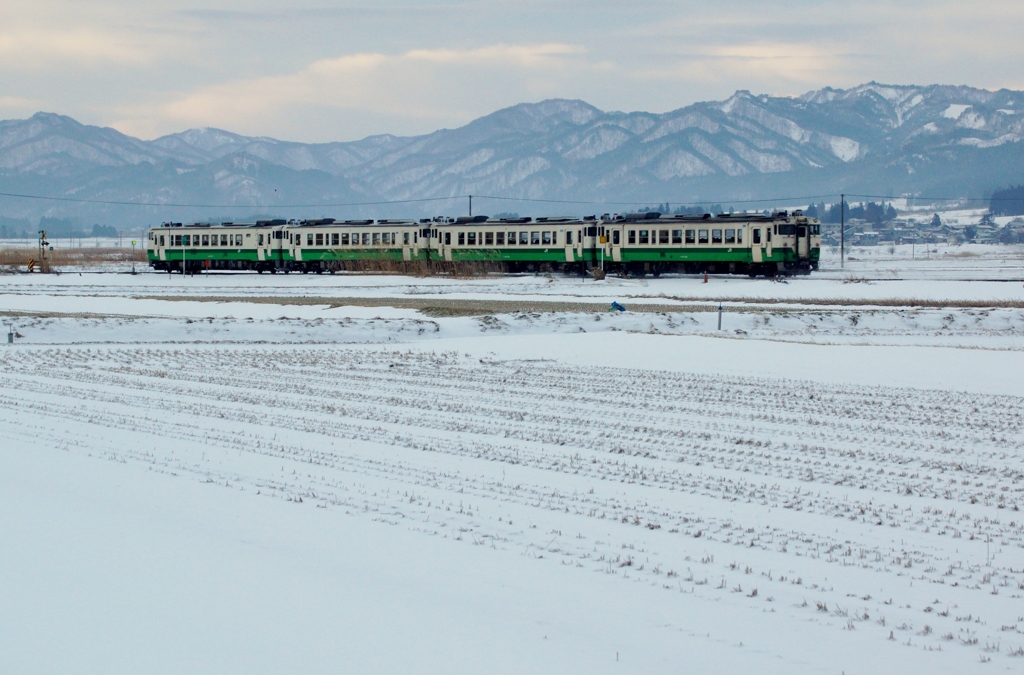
772;213;821;274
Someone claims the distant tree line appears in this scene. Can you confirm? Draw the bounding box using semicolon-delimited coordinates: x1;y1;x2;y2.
640;203;729;215
805;201;897;225
989;185;1024;216
0;215;119;239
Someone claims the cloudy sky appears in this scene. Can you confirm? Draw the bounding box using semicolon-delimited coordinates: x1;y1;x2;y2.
3;0;1023;142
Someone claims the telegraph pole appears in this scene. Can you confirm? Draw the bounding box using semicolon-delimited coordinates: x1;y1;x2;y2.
468;195;472;217
840;193;845;269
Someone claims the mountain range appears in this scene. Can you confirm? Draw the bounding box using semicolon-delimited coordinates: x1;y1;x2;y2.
2;82;1024;228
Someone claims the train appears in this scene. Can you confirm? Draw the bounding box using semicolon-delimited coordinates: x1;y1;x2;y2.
146;211;821;277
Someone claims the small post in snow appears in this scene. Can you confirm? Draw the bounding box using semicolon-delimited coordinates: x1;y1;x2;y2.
717;304;723;330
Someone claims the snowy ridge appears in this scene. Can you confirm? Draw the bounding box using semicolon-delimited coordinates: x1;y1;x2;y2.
2;82;1024;224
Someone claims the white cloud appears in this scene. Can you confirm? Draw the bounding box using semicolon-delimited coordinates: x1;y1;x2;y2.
113;44;591;140
3;1;1024;141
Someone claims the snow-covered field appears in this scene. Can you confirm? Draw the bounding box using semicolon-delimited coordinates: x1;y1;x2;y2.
2;253;1023;674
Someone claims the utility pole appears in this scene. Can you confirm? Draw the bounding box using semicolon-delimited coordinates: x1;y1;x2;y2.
468;195;472;217
840;193;845;269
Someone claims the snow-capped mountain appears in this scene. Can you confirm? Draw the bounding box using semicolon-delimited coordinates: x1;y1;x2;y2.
2;82;1023;226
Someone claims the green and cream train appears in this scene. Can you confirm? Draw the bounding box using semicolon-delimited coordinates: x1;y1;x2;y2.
146;211;821;276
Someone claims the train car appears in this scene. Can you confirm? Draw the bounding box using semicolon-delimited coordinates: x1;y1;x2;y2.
147;220;286;273
279;219;427;273
427;216;587;270
593;210;820;276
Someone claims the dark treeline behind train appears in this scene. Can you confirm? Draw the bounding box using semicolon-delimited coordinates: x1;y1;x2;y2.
806;201;899;225
0;216;119;239
989;185;1024;216
637;203;729;216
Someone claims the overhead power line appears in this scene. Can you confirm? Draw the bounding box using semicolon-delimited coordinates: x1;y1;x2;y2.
0;190;462;208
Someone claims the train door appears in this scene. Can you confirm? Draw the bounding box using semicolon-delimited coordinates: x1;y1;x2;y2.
751;226;763;263
439;229;452;261
610;226;622;262
564;228;574;262
766;225;773;259
796;225;809;259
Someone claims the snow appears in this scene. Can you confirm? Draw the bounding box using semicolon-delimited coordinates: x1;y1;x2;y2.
943;104;972;119
827;135;860;162
3;251;1024;673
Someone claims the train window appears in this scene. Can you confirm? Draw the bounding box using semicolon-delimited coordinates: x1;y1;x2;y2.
403;232;410;245
485;232;493;245
627;230;636;244
362;233;371;246
304;233;311;246
468;232;477;245
497;232;505;245
698;229;708;244
458;232;465;245
712;229;722;244
340;233;349;245
659;230;669;244
685;230;695;244
552;232;558;245
372;233;381;245
766;228;772;242
383;232;392;245
201;235;208;246
639;230;649;244
672;230;682;244
778;224;797;235
736;229;743;243
531;231;540;245
565;231;572;245
159;235;165;246
725;229;735;244
773;225;778;235
315;233;323;246
183;235;191;246
221;235;228;246
332;233;339;246
520;232;529;245
542;231;551;245
612;230;620;245
257;234;263;245
507;232;516;245
211;235;219;247
752;229;761;244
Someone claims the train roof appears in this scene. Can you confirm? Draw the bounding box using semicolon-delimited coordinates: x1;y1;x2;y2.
153;210;815;230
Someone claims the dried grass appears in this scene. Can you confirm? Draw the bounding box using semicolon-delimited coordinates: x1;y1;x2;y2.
0;246;145;273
